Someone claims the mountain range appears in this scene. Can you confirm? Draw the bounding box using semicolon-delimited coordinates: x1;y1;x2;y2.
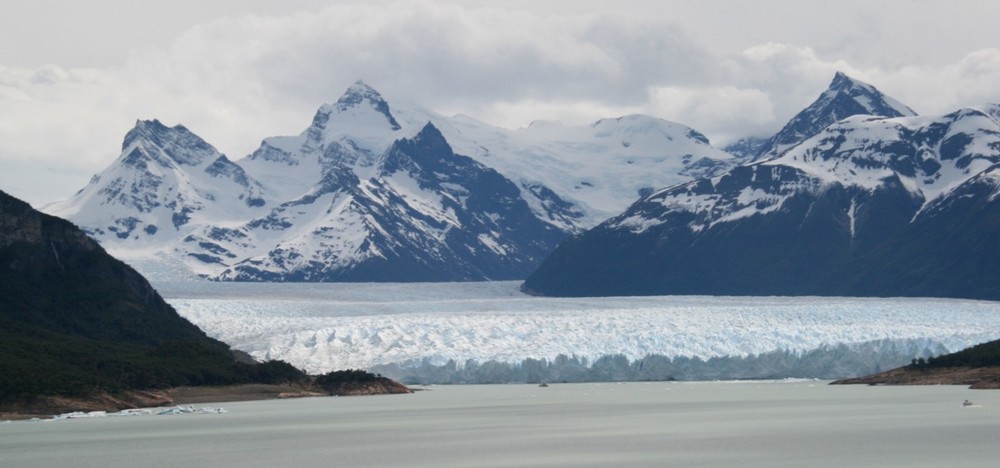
523;75;1000;300
44;73;1000;297
46;81;734;281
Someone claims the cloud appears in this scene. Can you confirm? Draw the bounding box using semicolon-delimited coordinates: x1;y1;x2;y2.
871;48;1000;115
142;2;713;108
0;2;717;190
0;1;998;206
647;86;775;144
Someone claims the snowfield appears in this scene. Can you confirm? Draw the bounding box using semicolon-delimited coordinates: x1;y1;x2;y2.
157;280;1000;380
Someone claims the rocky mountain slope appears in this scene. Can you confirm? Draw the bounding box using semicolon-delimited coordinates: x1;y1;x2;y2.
214;123;565;281
524;75;1000;300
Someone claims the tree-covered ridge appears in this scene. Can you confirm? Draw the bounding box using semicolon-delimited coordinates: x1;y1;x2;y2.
0;189;306;401
832;337;1000;388
916;339;1000;368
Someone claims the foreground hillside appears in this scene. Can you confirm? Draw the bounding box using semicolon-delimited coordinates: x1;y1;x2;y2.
833;338;1000;389
0;190;313;410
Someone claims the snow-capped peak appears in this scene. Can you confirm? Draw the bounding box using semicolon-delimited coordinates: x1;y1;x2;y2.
753;72;917;162
825;72;917;119
241;81;423;199
46;119;266;251
332;80;402;131
121;119;221;167
122;119;170;151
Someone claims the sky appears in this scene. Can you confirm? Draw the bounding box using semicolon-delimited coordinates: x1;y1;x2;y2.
1;0;999;206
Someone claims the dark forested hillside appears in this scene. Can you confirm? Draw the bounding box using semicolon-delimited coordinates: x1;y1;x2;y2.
0;190;304;401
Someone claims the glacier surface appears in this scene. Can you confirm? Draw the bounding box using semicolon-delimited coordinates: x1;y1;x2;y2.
158;280;1000;380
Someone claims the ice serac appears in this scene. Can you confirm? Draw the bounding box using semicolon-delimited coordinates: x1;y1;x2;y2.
523;101;1000;300
45;120;266;251
752;72;918;162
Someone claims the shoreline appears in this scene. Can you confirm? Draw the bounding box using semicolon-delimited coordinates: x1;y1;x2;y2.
0;383;388;421
8;368;999;421
831;366;1000;389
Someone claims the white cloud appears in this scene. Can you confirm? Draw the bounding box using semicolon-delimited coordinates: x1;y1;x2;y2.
871;48;1000;115
0;1;998;206
647;86;775;144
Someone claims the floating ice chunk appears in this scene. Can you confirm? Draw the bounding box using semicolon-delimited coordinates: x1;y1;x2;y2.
157;405;226;416
51;411;107;420
114;409;154;417
24;406;223;422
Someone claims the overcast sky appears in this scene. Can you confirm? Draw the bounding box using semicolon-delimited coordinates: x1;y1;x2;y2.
2;0;999;206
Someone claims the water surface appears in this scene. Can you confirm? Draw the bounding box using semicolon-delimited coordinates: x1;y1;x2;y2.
3;381;998;467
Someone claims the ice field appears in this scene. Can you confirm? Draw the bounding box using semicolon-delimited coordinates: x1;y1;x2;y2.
155;279;1000;380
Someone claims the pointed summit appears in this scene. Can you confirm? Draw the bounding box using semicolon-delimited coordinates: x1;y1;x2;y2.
380;122;454;176
829;71;853;88
334;80;402;130
122;119;170;151
47;118;264;242
400;122;451;159
753;72;916;161
825;72;916;117
120;119;219;167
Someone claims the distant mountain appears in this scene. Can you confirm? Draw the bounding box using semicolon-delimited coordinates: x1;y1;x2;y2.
721;136;769;161
48;81;734;281
752;72;917;162
46;119;267;247
215;122;564;281
445;113;737;229
0;190;304;401
523;82;1000;299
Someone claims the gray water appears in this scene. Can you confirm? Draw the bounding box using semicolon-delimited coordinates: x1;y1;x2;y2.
3;381;999;467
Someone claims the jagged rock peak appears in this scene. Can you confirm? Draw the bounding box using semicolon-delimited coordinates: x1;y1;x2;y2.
123;119;173;150
408;121;452;155
382;122;453;172
752;72;916;162
414;121;446;142
334;80;402;130
822;72;917;117
121;119;219;167
337;80;383;108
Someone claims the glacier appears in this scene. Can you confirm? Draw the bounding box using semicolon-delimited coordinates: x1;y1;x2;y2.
156;279;1000;382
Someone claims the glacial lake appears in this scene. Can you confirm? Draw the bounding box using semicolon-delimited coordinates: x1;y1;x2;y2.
4;381;999;467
